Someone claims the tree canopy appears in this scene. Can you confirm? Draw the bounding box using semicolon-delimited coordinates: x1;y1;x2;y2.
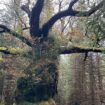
0;0;104;55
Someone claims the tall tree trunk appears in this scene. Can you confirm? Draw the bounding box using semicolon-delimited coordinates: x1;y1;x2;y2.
0;70;4;103
95;54;103;104
68;54;87;105
87;53;101;105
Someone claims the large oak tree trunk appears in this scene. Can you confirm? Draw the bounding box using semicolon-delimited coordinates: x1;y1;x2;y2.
15;37;58;105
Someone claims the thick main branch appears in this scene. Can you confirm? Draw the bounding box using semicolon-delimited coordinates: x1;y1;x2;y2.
0;45;105;56
41;0;104;37
30;0;44;37
59;46;105;54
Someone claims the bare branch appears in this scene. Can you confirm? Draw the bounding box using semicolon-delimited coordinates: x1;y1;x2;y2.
22;27;30;30
21;0;31;18
61;17;71;33
68;0;79;10
0;24;33;47
15;10;28;28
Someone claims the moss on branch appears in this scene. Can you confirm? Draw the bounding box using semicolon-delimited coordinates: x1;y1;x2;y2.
0;47;24;55
59;45;105;54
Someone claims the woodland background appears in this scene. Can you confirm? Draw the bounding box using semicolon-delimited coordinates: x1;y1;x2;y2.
0;0;105;105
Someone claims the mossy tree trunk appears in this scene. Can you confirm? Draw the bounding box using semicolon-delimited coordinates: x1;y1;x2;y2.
15;37;58;105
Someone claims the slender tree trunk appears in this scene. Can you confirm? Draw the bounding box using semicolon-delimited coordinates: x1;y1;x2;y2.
87;54;101;105
0;70;4;103
69;54;87;105
95;54;103;104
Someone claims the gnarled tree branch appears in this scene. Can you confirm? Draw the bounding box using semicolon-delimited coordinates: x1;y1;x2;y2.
0;24;33;47
41;0;104;37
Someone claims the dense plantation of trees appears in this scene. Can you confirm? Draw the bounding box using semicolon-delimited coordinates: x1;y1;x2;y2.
0;0;105;105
